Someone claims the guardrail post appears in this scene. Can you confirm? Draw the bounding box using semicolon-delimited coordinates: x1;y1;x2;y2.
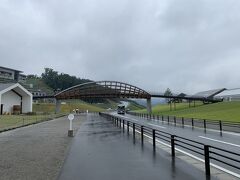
120;119;122;128
192;118;194;128
133;123;135;140
141;126;144;143
174;117;176;126
204;145;211;176
171;135;175;157
117;118;118;126
127;121;129;134
123;120;125;132
204;119;206;131
182;117;184;127
219;120;222;135
162;115;164;122
152;129;156;149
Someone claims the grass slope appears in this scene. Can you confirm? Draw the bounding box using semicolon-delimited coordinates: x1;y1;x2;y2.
136;102;240;122
25;78;54;95
33;102;104;113
127;101;145;111
0;114;65;130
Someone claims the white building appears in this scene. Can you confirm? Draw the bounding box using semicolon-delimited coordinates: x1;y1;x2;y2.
0;83;32;115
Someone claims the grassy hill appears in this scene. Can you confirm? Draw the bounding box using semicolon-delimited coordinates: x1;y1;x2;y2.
25;77;54;95
136;101;240;122
127;100;145;111
33;102;104;113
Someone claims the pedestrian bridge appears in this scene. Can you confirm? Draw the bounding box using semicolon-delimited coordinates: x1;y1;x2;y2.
55;81;151;100
34;80;224;114
54;81;152;113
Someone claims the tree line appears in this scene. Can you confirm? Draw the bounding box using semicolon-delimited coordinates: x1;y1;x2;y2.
28;68;91;91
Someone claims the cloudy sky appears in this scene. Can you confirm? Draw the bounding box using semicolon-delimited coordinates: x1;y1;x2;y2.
1;0;240;94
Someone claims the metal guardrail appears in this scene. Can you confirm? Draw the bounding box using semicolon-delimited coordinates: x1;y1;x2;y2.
127;112;240;134
99;113;240;177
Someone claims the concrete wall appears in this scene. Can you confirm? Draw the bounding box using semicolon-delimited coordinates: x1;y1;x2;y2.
1;90;21;113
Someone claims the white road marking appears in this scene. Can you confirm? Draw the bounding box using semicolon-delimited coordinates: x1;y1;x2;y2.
111;113;240;178
133;129;240;178
125;125;240;178
199;136;240;148
132;115;240;137
149;124;166;129
116;115;139;122
117;114;166;129
115;113;240;140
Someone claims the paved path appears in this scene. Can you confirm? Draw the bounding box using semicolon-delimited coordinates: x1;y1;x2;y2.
0;115;83;180
58;114;213;180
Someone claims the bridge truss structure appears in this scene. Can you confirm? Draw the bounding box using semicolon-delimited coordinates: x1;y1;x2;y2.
55;81;151;100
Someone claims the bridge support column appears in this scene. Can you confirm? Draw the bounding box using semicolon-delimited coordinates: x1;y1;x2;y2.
55;99;61;114
147;98;152;114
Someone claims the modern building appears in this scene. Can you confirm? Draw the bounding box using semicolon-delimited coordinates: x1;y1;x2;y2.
0;83;32;115
0;66;26;82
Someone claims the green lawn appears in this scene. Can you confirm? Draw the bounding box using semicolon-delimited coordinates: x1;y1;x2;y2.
0;101;104;131
33;102;104;113
136;101;240;122
0;114;65;131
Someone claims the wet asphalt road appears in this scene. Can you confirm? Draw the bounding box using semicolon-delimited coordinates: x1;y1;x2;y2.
112;112;240;177
58;114;215;180
114;113;240;153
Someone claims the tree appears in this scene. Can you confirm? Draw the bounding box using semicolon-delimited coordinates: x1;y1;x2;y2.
41;67;91;91
41;68;58;90
164;88;172;104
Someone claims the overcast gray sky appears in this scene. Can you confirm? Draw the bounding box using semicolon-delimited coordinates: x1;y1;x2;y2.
1;0;240;94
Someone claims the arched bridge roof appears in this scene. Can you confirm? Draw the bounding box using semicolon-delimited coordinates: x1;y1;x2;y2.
55;81;151;100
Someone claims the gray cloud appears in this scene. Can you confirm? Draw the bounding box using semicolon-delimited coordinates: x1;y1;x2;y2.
0;0;240;94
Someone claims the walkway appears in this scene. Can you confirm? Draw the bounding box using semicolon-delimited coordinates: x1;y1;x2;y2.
0;115;82;180
58;114;212;180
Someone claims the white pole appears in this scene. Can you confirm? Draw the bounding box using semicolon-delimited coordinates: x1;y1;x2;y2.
69;120;73;130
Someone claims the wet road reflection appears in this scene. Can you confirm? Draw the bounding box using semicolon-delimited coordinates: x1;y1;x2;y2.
58;114;216;180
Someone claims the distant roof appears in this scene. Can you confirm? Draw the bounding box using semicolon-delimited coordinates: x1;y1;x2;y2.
177;93;187;97
0;83;15;92
192;88;226;98
217;88;240;97
0;66;23;73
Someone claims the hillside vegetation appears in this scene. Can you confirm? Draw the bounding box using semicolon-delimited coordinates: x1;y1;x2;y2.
33;102;104;113
25;78;54;95
136;101;240;122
